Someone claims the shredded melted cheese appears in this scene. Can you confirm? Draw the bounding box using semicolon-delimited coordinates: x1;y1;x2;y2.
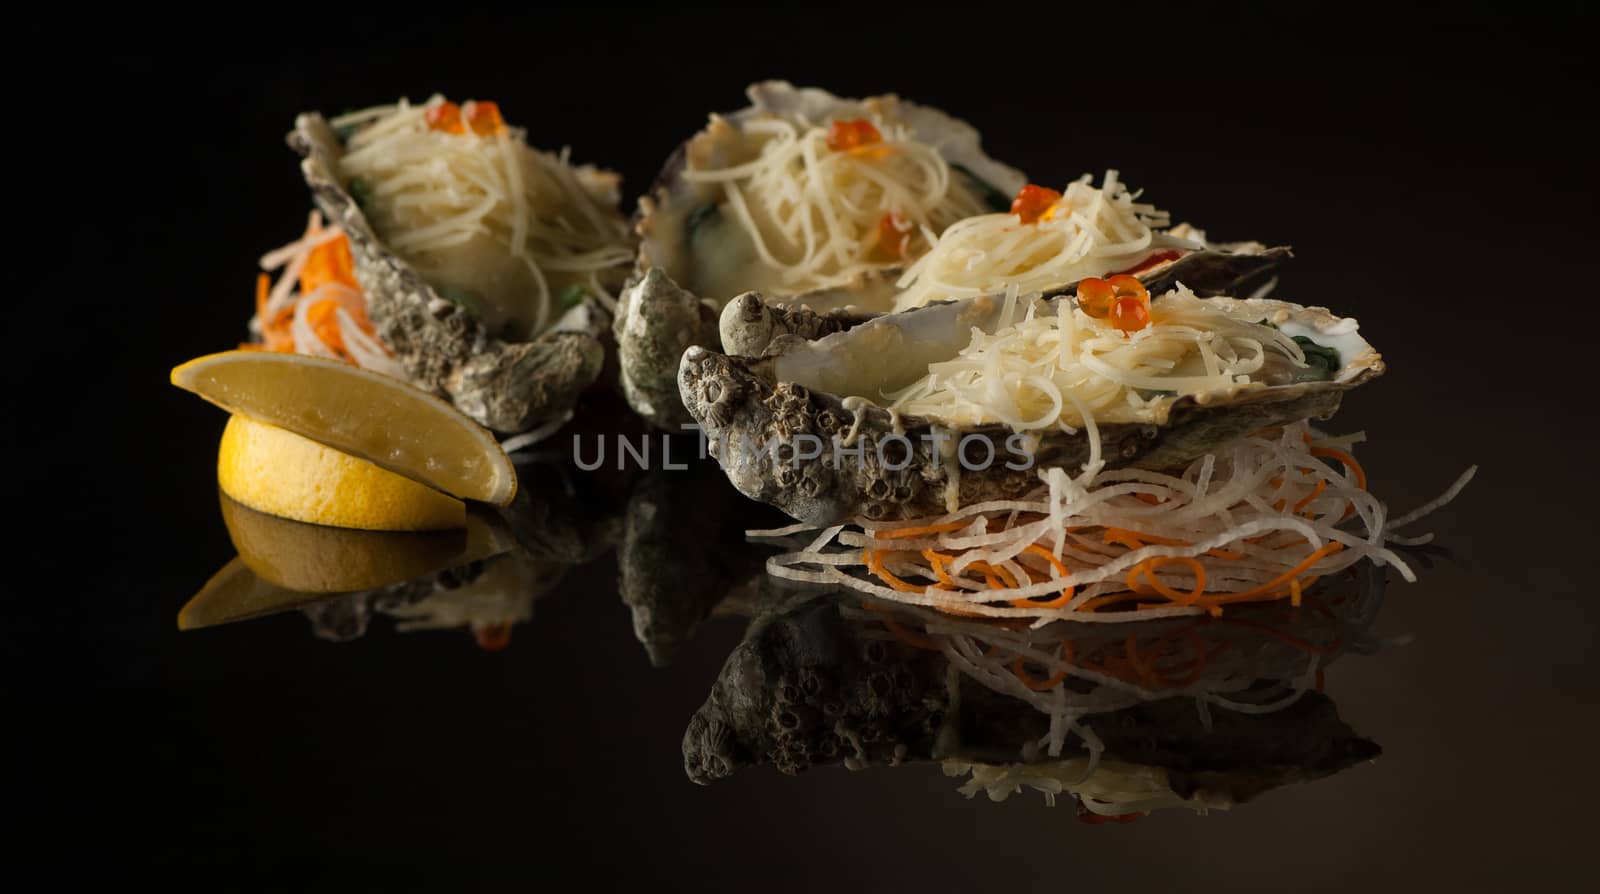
886;285;1306;430
892;170;1191;311
333;97;633;335
680;114;990;293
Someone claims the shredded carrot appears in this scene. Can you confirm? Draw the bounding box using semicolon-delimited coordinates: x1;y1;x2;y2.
875;521;969;540
1311;447;1367;490
1131;557;1208;605
1104;527;1193;550
299;234;359;296
1293;478;1328;514
921;549;958;588
1009;544;1076;608
863;549;928;594
1197;542;1345;606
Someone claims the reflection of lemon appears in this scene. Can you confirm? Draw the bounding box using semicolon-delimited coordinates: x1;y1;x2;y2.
218;494;467;592
178;557;330;630
218;414;464;531
171;350;516;506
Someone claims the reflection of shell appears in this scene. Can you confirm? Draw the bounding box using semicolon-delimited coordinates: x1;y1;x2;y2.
621;82;1025;427
720;245;1293;359
616;462;789;666
682;295;1383;525
684;574;1382;789
289;113;607;434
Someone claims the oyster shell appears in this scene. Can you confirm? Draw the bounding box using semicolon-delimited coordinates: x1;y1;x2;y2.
290;112;619;434
719;242;1292;358
619;81;1026;428
681;293;1383;525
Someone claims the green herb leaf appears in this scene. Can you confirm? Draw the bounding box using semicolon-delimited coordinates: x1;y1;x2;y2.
556;283;588;311
685;202;720;236
348;177;373;213
436;287;488;319
1293;336;1341;375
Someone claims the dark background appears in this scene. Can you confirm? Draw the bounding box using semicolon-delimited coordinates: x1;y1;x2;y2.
25;7;1598;890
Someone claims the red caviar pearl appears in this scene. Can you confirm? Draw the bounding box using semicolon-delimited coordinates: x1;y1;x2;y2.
826;118;882;151
1010;184;1063;224
1111;295;1152;333
463;100;506;136
1076;277;1116;318
426;101;465;134
869;212;910;261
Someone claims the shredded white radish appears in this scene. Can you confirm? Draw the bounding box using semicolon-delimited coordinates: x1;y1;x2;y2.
499;411;574;454
767;421;1469;624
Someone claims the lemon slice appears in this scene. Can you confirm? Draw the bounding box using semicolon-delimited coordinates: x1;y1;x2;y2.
219;414;466;531
172;350;516;505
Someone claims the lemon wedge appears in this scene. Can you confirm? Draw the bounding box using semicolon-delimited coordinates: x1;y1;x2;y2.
172;350;516;506
219;414;466;531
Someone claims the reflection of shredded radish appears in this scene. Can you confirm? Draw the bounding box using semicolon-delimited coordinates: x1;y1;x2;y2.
499;411;574;453
759;421;1473;624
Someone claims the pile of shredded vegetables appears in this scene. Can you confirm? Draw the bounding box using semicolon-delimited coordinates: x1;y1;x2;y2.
885;283;1310;429
333;96;633;323
245;211;404;377
681;114;990;292
892;170;1193;311
760;421;1475;626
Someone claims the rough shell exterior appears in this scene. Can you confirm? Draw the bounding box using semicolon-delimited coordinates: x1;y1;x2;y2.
613;269;720;430
289;113;606;434
720;245;1294;359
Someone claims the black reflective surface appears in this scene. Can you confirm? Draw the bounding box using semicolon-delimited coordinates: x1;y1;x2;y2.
36;10;1597;890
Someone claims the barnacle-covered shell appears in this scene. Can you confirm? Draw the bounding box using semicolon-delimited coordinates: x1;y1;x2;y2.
620;82;1026;427
682;294;1383;525
290;113;607;434
719;242;1293;358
